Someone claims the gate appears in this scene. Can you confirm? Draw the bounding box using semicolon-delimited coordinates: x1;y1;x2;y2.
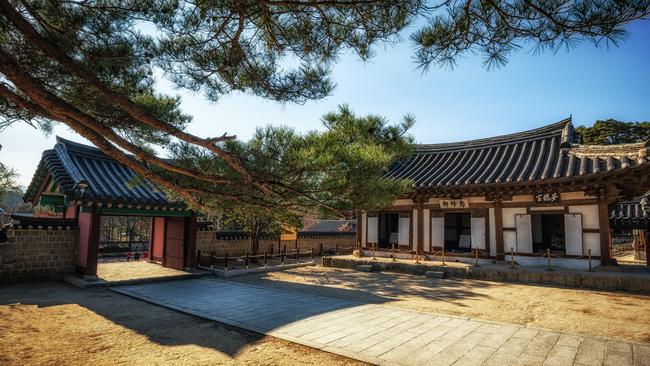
164;217;185;270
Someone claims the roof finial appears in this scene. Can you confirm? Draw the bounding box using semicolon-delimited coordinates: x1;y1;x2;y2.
560;117;574;148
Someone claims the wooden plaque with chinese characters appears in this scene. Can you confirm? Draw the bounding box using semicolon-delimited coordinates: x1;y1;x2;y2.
439;199;470;209
534;190;560;204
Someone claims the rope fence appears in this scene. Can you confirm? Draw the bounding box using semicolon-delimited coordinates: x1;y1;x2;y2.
197;247;315;271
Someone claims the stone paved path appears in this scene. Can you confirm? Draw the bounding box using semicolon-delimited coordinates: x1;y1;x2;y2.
113;278;650;366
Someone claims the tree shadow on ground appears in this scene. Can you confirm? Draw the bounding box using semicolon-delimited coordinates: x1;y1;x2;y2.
231;267;494;306
0;275;458;357
0;267;497;358
0;280;275;357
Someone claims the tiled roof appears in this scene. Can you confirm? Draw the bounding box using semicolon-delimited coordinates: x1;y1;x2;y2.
210;230;355;240
302;220;356;232
611;199;649;220
610;194;650;228
24;137;185;209
387;118;650;189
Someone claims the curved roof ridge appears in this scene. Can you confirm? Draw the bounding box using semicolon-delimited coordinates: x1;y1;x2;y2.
572;141;650;150
415;117;572;153
23;136;186;209
55;136;115;160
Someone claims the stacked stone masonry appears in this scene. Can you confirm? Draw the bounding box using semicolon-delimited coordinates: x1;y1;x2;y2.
0;229;77;281
196;230;356;256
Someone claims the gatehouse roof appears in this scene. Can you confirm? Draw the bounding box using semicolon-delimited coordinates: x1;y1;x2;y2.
24;137;186;210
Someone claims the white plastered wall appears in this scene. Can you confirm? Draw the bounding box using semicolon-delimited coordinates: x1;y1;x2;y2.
431;217;444;250
471;217;486;250
367;216;378;245
503;207;527;254
569;205;600;256
504;232;517;254
564;213;583;256
515;214;533;253
398;215;410;246
503;207;528;228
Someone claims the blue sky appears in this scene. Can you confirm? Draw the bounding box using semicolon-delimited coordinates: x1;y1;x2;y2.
2;21;649;187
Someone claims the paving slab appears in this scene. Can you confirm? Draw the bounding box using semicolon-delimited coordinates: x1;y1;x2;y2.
112;278;649;366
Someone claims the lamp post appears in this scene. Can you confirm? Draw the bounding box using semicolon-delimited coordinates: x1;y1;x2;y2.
72;180;89;218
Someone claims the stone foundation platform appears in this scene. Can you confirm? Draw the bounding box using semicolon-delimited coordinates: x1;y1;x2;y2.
322;256;650;294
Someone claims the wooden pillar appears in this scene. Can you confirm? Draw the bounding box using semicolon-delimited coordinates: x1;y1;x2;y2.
149;217;165;262
417;203;424;254
597;199;612;266
161;217;168;267
147;217;155;262
494;200;504;260
356;209;362;247
76;209;100;276
643;229;650;267
184;214;198;269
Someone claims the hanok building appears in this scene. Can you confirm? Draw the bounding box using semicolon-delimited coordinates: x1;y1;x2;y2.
610;195;650;266
23;137;198;277
357;119;650;269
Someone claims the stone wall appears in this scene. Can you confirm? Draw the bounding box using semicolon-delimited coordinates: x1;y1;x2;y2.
196;230;356;256
0;228;77;281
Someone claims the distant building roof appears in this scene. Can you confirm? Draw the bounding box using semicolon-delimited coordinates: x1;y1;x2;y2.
302;219;356;232
387;118;650;196
610;195;650;228
24;137;185;210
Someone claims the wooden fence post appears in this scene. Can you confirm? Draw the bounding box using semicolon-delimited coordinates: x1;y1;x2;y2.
441;247;446;266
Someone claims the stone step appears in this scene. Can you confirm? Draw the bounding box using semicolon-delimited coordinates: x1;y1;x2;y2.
425;271;445;279
356;264;374;272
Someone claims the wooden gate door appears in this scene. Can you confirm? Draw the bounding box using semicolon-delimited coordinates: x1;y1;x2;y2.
164;217;185;270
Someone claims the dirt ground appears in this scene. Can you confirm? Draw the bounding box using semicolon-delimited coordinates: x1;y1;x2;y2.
0;281;366;366
231;266;650;343
97;261;192;282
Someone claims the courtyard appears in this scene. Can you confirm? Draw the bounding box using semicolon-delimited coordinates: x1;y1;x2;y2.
2;266;650;365
0;279;362;366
